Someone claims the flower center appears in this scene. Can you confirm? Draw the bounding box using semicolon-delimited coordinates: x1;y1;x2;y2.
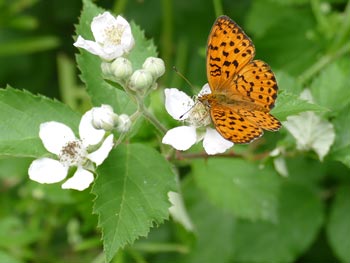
104;24;125;46
59;140;87;167
187;102;211;127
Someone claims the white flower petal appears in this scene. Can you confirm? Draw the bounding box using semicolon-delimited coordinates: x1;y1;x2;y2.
273;156;289;177
168;191;194;231
162;126;197;151
73;36;108;58
39;122;76;155
91;12;117;43
299;89;314;103
198;83;211;96
203;128;233;155
87;134;114;165
118;16;135;52
79;109;105;147
164;88;194;120
61;167;94;191
283;111;335;161
29;158;68;184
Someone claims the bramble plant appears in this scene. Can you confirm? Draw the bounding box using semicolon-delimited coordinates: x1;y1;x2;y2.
1;0;350;262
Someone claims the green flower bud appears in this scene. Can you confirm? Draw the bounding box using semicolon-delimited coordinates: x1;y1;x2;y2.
117;114;131;133
142;57;165;79
128;69;153;92
111;57;133;81
101;61;113;77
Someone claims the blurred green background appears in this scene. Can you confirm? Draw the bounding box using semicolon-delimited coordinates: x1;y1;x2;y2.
1;0;350;262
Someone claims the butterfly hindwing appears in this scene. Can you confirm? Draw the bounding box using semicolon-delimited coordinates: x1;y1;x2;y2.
210;104;263;144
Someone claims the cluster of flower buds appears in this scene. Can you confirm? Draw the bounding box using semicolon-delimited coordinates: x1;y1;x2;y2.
74;11;165;96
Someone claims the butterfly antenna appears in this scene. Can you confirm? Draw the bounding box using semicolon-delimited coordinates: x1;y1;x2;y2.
173;66;199;120
172;66;194;90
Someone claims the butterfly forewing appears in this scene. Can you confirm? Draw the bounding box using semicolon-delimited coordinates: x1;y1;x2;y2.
206;16;255;92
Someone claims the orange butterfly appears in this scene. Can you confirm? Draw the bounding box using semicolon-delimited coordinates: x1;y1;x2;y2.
199;16;281;144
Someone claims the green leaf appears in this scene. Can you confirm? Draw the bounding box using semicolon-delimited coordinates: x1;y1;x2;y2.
327;185;350;263
92;143;176;262
180;178;235;263
232;182;323;263
272;91;326;121
192;158;280;222
310;59;350;114
329;104;350;168
0;87;80;157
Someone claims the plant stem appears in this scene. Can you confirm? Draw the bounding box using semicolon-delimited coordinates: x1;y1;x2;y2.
213;0;223;16
297;42;350;85
139;103;168;135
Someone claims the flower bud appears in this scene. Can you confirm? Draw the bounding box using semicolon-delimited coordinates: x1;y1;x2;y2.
91;105;118;131
128;69;153;92
101;61;113;76
142;57;165;79
111;57;133;81
117;114;131;133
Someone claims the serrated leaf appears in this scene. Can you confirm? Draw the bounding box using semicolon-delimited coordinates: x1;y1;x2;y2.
327;185;350;263
0;87;80;157
330;104;350;167
92;143;176;262
272;91;326;121
232;182;323;263
192;158;280;222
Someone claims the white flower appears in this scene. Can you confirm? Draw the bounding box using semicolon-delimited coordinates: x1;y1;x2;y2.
28;108;114;191
74;12;134;61
162;85;233;155
283;89;335;161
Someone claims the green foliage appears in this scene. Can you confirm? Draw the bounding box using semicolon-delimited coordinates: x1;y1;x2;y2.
193;159;280;222
232;182;323;262
1;0;350;262
327;186;350;262
92;144;176;262
0;87;80;157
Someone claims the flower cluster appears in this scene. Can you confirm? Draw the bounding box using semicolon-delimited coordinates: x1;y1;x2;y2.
74;11;165;96
29;105;131;191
